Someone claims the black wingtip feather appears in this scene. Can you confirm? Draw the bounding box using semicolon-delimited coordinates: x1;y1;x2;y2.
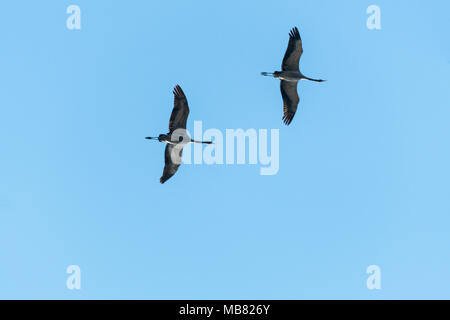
282;113;295;125
173;85;185;98
289;27;301;40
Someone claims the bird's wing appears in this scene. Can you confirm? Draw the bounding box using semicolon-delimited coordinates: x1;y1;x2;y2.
282;27;303;71
160;143;184;184
169;85;190;133
280;80;299;125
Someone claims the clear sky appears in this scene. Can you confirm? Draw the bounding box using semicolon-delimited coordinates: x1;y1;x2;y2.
0;0;449;299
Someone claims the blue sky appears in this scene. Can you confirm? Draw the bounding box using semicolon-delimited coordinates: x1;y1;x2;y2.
0;0;449;299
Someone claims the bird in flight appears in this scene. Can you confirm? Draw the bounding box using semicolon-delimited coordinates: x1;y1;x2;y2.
146;85;213;184
262;27;325;125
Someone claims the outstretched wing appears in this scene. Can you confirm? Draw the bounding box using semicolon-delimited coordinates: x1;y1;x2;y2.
160;144;184;184
280;80;299;125
168;85;190;133
282;27;303;72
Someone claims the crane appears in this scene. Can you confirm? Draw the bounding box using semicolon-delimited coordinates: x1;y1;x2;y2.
146;85;212;184
262;27;326;125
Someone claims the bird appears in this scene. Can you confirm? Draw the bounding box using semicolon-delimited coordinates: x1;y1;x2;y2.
261;27;325;125
145;85;213;184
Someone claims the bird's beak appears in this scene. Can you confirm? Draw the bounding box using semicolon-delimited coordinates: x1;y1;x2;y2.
145;137;157;140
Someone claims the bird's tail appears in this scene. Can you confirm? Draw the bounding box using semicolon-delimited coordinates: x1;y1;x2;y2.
191;139;214;144
261;72;274;77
